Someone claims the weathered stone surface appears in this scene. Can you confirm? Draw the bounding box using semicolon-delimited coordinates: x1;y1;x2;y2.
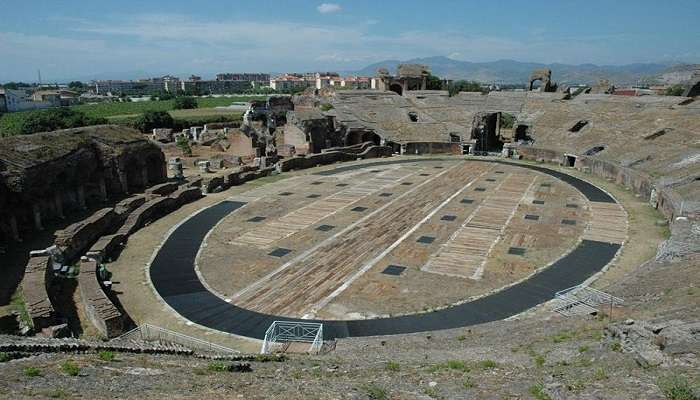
77;258;123;338
54;208;119;261
19;256;56;333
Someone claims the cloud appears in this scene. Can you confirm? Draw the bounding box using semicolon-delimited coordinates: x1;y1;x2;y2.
1;11;692;81
317;3;341;14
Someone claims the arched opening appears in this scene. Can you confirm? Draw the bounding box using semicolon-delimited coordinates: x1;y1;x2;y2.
125;159;143;191
389;83;403;96
361;132;381;146
146;154;164;185
345;131;364;146
514;124;532;142
529;79;542;91
471;113;503;154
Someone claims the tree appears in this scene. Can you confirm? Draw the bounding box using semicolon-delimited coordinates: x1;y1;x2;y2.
158;92;174;101
175;135;192;156
425;74;445;90
448;80;486;96
0;108;107;136
665;84;685;96
173;96;198;109
133;111;174;133
2;82;31;90
68;81;85;91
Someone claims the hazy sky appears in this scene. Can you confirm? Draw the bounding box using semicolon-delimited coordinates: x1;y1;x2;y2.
1;0;699;81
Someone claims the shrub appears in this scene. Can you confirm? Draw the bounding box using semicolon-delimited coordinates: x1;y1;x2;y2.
60;361;80;376
447;360;468;371
578;345;589;353
385;361;400;371
0;108;107;137
133;110;174;132
173;96;198;110
176;136;192;157
665;85;685;96
0;352;9;362
362;384;387;400
319;103;334;111
657;374;697;400
23;366;42;377
98;351;115;362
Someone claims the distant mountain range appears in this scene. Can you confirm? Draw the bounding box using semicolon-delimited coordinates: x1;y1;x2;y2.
350;56;675;85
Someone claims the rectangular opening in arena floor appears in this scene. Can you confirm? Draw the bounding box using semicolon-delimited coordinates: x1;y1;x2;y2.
261;321;324;354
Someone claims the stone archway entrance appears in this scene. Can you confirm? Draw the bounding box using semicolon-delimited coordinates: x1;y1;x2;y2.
389;83;403;96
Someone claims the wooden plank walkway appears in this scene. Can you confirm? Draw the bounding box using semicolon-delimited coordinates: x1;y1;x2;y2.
583;201;627;244
234;163;491;316
231;168;415;248
422;173;537;279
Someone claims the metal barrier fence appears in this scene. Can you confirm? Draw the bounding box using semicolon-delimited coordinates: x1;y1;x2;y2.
553;284;624;317
261;321;323;354
114;323;238;355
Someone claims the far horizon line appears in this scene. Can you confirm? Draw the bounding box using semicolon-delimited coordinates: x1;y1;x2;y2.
1;56;694;84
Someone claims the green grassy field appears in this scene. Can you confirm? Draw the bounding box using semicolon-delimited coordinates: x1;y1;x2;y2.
72;96;256;119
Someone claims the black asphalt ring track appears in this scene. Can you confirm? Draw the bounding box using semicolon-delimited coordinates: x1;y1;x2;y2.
149;159;621;340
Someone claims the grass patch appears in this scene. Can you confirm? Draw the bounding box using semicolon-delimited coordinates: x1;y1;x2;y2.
463;376;476;389
532;353;546;368
456;335;467;341
447;360;469;371
657;374;697;400
362;383;388;400
477;359;498;370
551;330;575;343
528;383;553;400
593;367;608;381
423;386;440;398
10;288;32;329
98;351;115;362
206;361;251;373
23;366;42;377
385;361;400;371
0;352;10;362
46;389;70;399
609;340;623;352
253;354;286;362
60;361;80;376
578;345;589;353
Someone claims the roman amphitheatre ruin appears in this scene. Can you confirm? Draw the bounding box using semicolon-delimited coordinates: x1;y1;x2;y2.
0;66;698;399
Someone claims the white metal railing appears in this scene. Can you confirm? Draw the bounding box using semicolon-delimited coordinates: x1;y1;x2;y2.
553;284;624;317
261;321;323;354
113;323;238;354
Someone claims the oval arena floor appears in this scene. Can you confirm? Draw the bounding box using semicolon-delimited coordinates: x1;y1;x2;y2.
148;158;627;340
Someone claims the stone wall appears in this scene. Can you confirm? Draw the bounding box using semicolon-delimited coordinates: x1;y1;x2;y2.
404;142;461;155
77;258;123;338
19;256;56;333
515;146;696;221
279;145;392;172
54;208;120;262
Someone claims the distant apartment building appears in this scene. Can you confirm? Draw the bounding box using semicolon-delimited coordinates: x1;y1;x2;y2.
94;77;166;95
215;73;270;83
270;74;315;91
162;75;181;94
180;78;252;94
316;75;371;90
